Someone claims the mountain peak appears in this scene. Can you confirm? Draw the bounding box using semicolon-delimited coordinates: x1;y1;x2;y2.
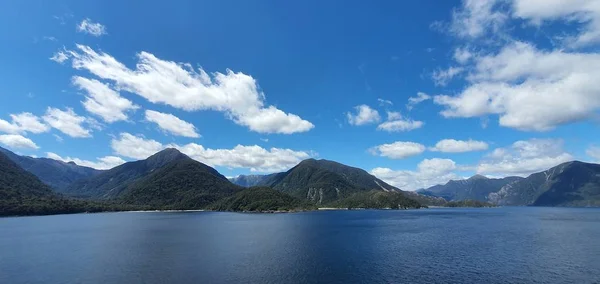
468;174;488;181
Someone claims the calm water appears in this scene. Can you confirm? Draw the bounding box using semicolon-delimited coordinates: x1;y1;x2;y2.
1;207;600;284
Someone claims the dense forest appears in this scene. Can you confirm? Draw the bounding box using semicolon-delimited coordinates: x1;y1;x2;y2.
208;187;316;212
329;190;423;209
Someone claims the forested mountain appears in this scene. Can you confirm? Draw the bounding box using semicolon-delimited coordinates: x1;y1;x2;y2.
261;158;403;204
489;161;600;206
64;148;242;209
418;175;523;202
64;148;191;199
208;187;315;212
0;151;138;216
0;146;101;191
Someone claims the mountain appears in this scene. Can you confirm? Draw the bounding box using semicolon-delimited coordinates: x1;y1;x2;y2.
64;148;191;199
0;146;101;191
65;148;241;209
208;187;316;212
330;190;422;209
259;158;426;205
229;174;277;187
489;161;600;206
418;175;523;202
0;151;139;216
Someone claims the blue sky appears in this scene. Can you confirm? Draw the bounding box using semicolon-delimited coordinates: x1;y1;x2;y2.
1;0;599;190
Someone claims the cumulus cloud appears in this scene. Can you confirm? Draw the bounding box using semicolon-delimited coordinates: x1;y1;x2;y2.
430;139;489;153
449;0;508;39
376;111;424;132
0;113;49;134
511;0;600;47
347;105;381;125
77;19;106;37
369;141;426;159
47;152;125;170
64;45;313;134
433;1;600;131
377;98;393;106
0;134;39;150
371;158;460;191
476;139;573;176
73;76;139;123
434;42;600;131
145;110;200;138
42;107;92;138
406;92;431;110
110;132;313;172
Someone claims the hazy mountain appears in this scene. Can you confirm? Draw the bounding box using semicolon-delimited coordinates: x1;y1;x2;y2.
229;174;278;187
0;151;135;216
65;148;242;209
418;175;523;202
489;161;600;207
0;146;101;191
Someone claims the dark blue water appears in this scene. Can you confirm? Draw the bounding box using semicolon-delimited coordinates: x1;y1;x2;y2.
1;207;600;284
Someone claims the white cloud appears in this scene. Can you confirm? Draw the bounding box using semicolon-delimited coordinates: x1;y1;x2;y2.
476;138;573;176
111;133;164;160
432;66;464;86
176;143;312;172
145;110;200;138
511;0;600;47
587;146;600;162
449;0;508;39
46;152;125;170
376;111;424;132
406;92;431;110
110;132;313;172
347;105;381;125
434;42;600;131
46;152;126;170
430;139;489;153
371;158;460;191
65;45;313;134
454;47;473;64
42;107;92;138
369;141;426;159
77;19;106;37
0;113;49;134
73;76;139;123
0;134;39;150
50;51;69;64
377;119;424;132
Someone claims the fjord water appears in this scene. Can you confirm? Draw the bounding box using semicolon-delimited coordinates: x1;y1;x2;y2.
1;208;599;284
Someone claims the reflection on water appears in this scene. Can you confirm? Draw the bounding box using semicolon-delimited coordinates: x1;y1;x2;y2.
1;208;600;284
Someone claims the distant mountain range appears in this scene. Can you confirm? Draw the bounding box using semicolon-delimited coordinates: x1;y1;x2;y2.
0;146;101;191
418;175;523;202
419;161;600;207
3;145;600;216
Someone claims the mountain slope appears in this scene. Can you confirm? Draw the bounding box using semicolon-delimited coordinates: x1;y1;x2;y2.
264;159;412;204
419;175;523;202
64;148;190;199
0;146;101;191
64;148;242;209
0;151;138;216
118;157;241;209
489;161;600;206
208;187;315;212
